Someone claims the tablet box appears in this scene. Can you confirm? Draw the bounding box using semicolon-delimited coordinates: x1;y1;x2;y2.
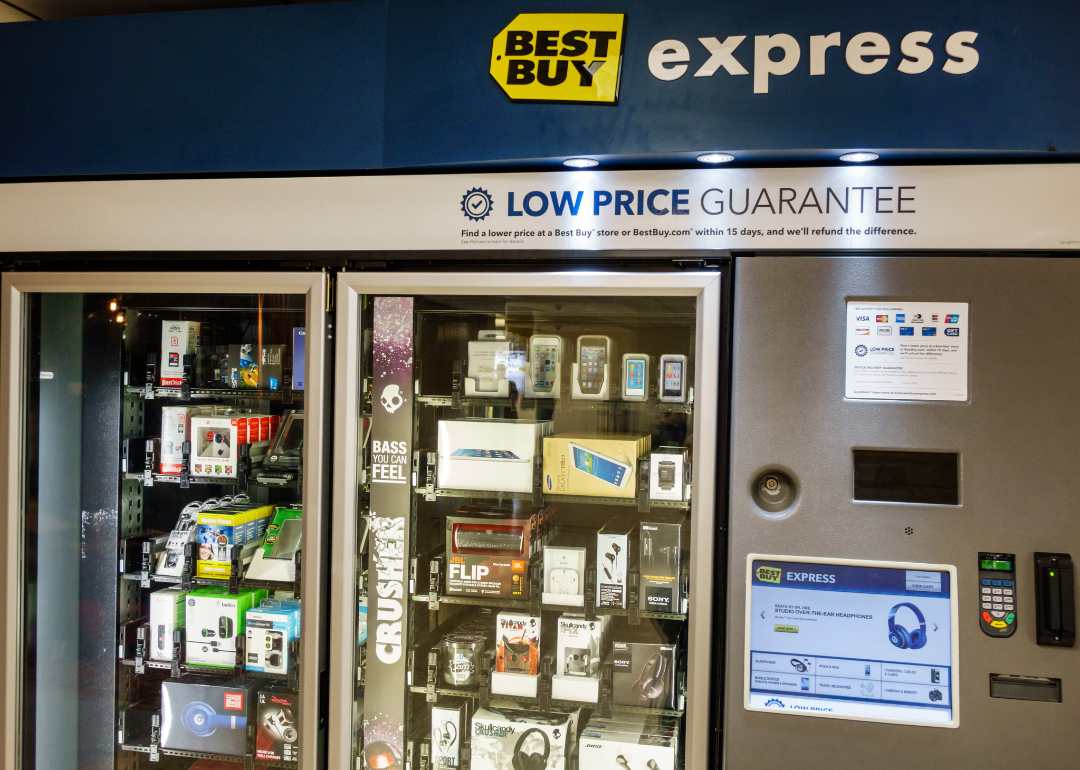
430;698;468;769
543;546;586;607
446;513;537;599
650;447;690;502
245;604;298;674
639;516;684;613
161;679;255;756
185;587;266;667
437;419;552;493
160;321;200;387
292;328;306;391
196;504;274;578
149;587;188;661
597;520;635;609
612;638;679;710
255;689;300;763
542;433;651;499
470;707;578;770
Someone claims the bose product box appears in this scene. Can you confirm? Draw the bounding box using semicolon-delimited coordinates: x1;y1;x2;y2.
161;679;256;756
430;698;468;769
612;637;680;710
292;328;306;390
543;546;586;607
160;321;200;387
543;432;651;499
196;503;274;578
639;516;684;613
437;419;552;493
597;520;635;609
185;587;266;667
445;510;540;599
256;689;300;762
469;706;577;770
650;447;690;502
149;586;188;661
245;602;298;674
160;407;203;475
578;728;677;770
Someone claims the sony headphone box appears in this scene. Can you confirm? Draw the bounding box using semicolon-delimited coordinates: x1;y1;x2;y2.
431;698;468;769
445;512;539;599
160;679;255;756
597;520;635;609
543;546;586;607
612;635;680;710
255;688;299;762
469;706;579;770
639;516;685;613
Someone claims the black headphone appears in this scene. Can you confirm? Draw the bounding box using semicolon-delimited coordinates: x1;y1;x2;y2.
512;727;550;770
630;652;669;704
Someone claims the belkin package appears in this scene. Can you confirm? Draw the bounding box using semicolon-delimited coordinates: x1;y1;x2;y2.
160;321;201;387
161;679;256;756
256;689;300;763
639;516;685;613
597;519;635;609
612;634;680;710
445;511;539;599
185;586;266;667
245;601;299;674
469;706;578;770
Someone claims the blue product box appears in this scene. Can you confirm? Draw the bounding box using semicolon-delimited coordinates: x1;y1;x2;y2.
292;328;306;391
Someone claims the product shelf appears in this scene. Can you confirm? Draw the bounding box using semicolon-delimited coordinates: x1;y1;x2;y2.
409;593;683;620
406;685;684;717
417;394;691;414
123;472;298;489
416;487;690;510
126;385;304;402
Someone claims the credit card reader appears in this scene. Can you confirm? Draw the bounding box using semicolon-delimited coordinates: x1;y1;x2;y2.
979;552;1017;637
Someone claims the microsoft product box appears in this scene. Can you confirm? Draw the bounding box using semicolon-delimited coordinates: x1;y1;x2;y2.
469;707;579;770
160;321;201;387
185;587;266;667
639;516;685;613
149;586;188;661
161;679;255;756
597;520;635;609
430;698;468;769
437;419;552;493
196;504;274;578
543;432;651;499
612;635;680;710
445;512;539;599
256;689;300;762
160;406;204;475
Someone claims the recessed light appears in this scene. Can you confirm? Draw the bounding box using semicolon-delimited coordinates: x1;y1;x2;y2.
839;152;879;163
563;158;599;168
697;153;735;164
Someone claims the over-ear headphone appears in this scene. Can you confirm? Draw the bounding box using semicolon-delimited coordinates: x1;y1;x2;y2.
181;701;247;737
548;568;579;595
511;727;550;770
631;652;669;704
888;603;927;650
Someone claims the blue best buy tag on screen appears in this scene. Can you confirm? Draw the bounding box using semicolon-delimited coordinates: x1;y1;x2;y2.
746;557;956;727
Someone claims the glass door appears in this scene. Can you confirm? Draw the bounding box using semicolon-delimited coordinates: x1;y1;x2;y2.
330;272;722;770
0;272;327;770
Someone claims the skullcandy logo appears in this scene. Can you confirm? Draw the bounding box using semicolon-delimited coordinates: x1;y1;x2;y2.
380;383;405;414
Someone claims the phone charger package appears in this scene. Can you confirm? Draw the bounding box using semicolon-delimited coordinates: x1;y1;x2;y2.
639;516;685;613
445;513;538;599
597;520;635;609
430;698;468;769
256;689;300;762
160;321;201;387
650;447;690;502
149;587;188;661
160;406;203;474
612;638;679;710
196;504;274;578
437;419;552;493
543;546;586;607
292;328;306;390
161;679;255;756
542;433;651;499
245;604;298;674
185;587;266;667
470;707;578;770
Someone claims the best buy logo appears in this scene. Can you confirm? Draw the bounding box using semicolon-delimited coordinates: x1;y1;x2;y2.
490;13;626;104
756;566;782;584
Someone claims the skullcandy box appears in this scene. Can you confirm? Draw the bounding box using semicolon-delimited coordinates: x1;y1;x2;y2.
430;698;468;769
469;706;579;770
496;612;540;676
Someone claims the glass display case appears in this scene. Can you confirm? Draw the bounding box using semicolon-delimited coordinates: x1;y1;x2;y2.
330;272;722;770
1;273;326;770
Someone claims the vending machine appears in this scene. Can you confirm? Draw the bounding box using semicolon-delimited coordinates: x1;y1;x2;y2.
0;273;327;770
328;271;726;770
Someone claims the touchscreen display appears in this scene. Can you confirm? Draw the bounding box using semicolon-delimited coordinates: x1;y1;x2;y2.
747;558;955;726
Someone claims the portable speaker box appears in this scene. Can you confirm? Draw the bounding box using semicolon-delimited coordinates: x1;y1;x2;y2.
149;586;188;662
542;433;651;499
469;706;578;770
445;512;539;599
160;679;256;756
430;698;468;769
255;689;300;762
437;419;552;493
612;636;679;710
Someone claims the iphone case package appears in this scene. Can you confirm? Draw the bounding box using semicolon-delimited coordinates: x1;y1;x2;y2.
437;419;552;493
542;433;651;499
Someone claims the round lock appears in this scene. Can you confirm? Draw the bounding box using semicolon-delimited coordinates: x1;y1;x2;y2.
752;470;796;513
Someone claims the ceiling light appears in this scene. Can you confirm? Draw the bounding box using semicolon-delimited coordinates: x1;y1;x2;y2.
839;152;879;163
563;158;599;168
697;153;735;164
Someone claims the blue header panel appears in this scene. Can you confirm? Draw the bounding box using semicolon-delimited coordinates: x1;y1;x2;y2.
751;560;952;600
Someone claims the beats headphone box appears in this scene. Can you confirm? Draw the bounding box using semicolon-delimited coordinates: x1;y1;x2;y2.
469;706;578;770
160;679;256;756
612;637;679;710
255;689;299;762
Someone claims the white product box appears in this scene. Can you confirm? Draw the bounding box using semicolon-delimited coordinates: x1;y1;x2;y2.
431;699;468;769
543;546;586;607
650;448;690;502
578;732;677;770
160;321;200;387
470;707;579;770
149;587;188;661
466;331;526;397
556;616;603;678
597;521;633;609
190;415;273;478
437;419;551;493
160;406;202;474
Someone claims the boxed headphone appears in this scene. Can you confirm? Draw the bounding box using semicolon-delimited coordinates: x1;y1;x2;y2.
638;517;685;614
496;613;540;676
160;679;255;756
185;587;266;668
597;520;635;609
160;320;201;387
195;503;274;579
468;706;579;770
149;587;188;662
649;447;690;502
554;616;605;702
543;546;586;607
578;720;677;770
245;602;299;674
438;419;552;493
612;637;680;711
431;698;468;769
446;509;544;599
255;689;299;762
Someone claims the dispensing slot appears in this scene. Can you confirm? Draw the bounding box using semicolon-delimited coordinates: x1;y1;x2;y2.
853;450;959;505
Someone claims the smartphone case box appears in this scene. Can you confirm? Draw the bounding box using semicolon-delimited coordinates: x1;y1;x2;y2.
445;513;538;599
185;587;266;667
245;604;298;674
196;504;274;578
597;521;635;609
160;407;204;474
543;546;586;607
161;321;201;387
291;328;306;391
437;419;552;493
639;516;684;613
612;638;679;710
161;679;255;756
470;706;579;770
256;689;300;762
149;587;188;661
650;447;690;502
431;698;468;769
542;433;651;499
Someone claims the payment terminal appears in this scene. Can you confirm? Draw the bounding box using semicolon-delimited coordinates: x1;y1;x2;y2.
979;552;1017;638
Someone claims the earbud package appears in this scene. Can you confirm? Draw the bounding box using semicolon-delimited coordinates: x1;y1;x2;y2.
149;586;188;661
577;728;677;770
469;707;578;770
430;698;468;769
597;520;635;609
255;689;300;762
556;617;603;678
185;587;266;667
649;447;690;502
638;516;685;613
543;546;586;607
160;679;256;755
496;612;540;676
612;636;680;710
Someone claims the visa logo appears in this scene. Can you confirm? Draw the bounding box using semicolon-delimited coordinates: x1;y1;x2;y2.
944;327;960;337
946;314;959;323
876;315;888;323
899;327;914;335
855;316;870;322
922;327;937;336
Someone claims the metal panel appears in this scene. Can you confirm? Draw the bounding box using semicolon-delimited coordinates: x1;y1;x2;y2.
725;256;1080;767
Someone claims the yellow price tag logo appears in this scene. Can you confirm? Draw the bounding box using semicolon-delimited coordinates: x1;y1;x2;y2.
756;565;782;584
490;13;627;104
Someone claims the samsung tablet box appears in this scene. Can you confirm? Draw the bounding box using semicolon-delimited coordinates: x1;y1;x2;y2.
160;321;200;387
161;679;255;756
437;419;552;493
445;512;539;599
543;433;651;499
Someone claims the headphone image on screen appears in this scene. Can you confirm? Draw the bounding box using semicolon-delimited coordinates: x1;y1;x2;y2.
180;701;247;737
512;727;550;770
888;602;928;650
